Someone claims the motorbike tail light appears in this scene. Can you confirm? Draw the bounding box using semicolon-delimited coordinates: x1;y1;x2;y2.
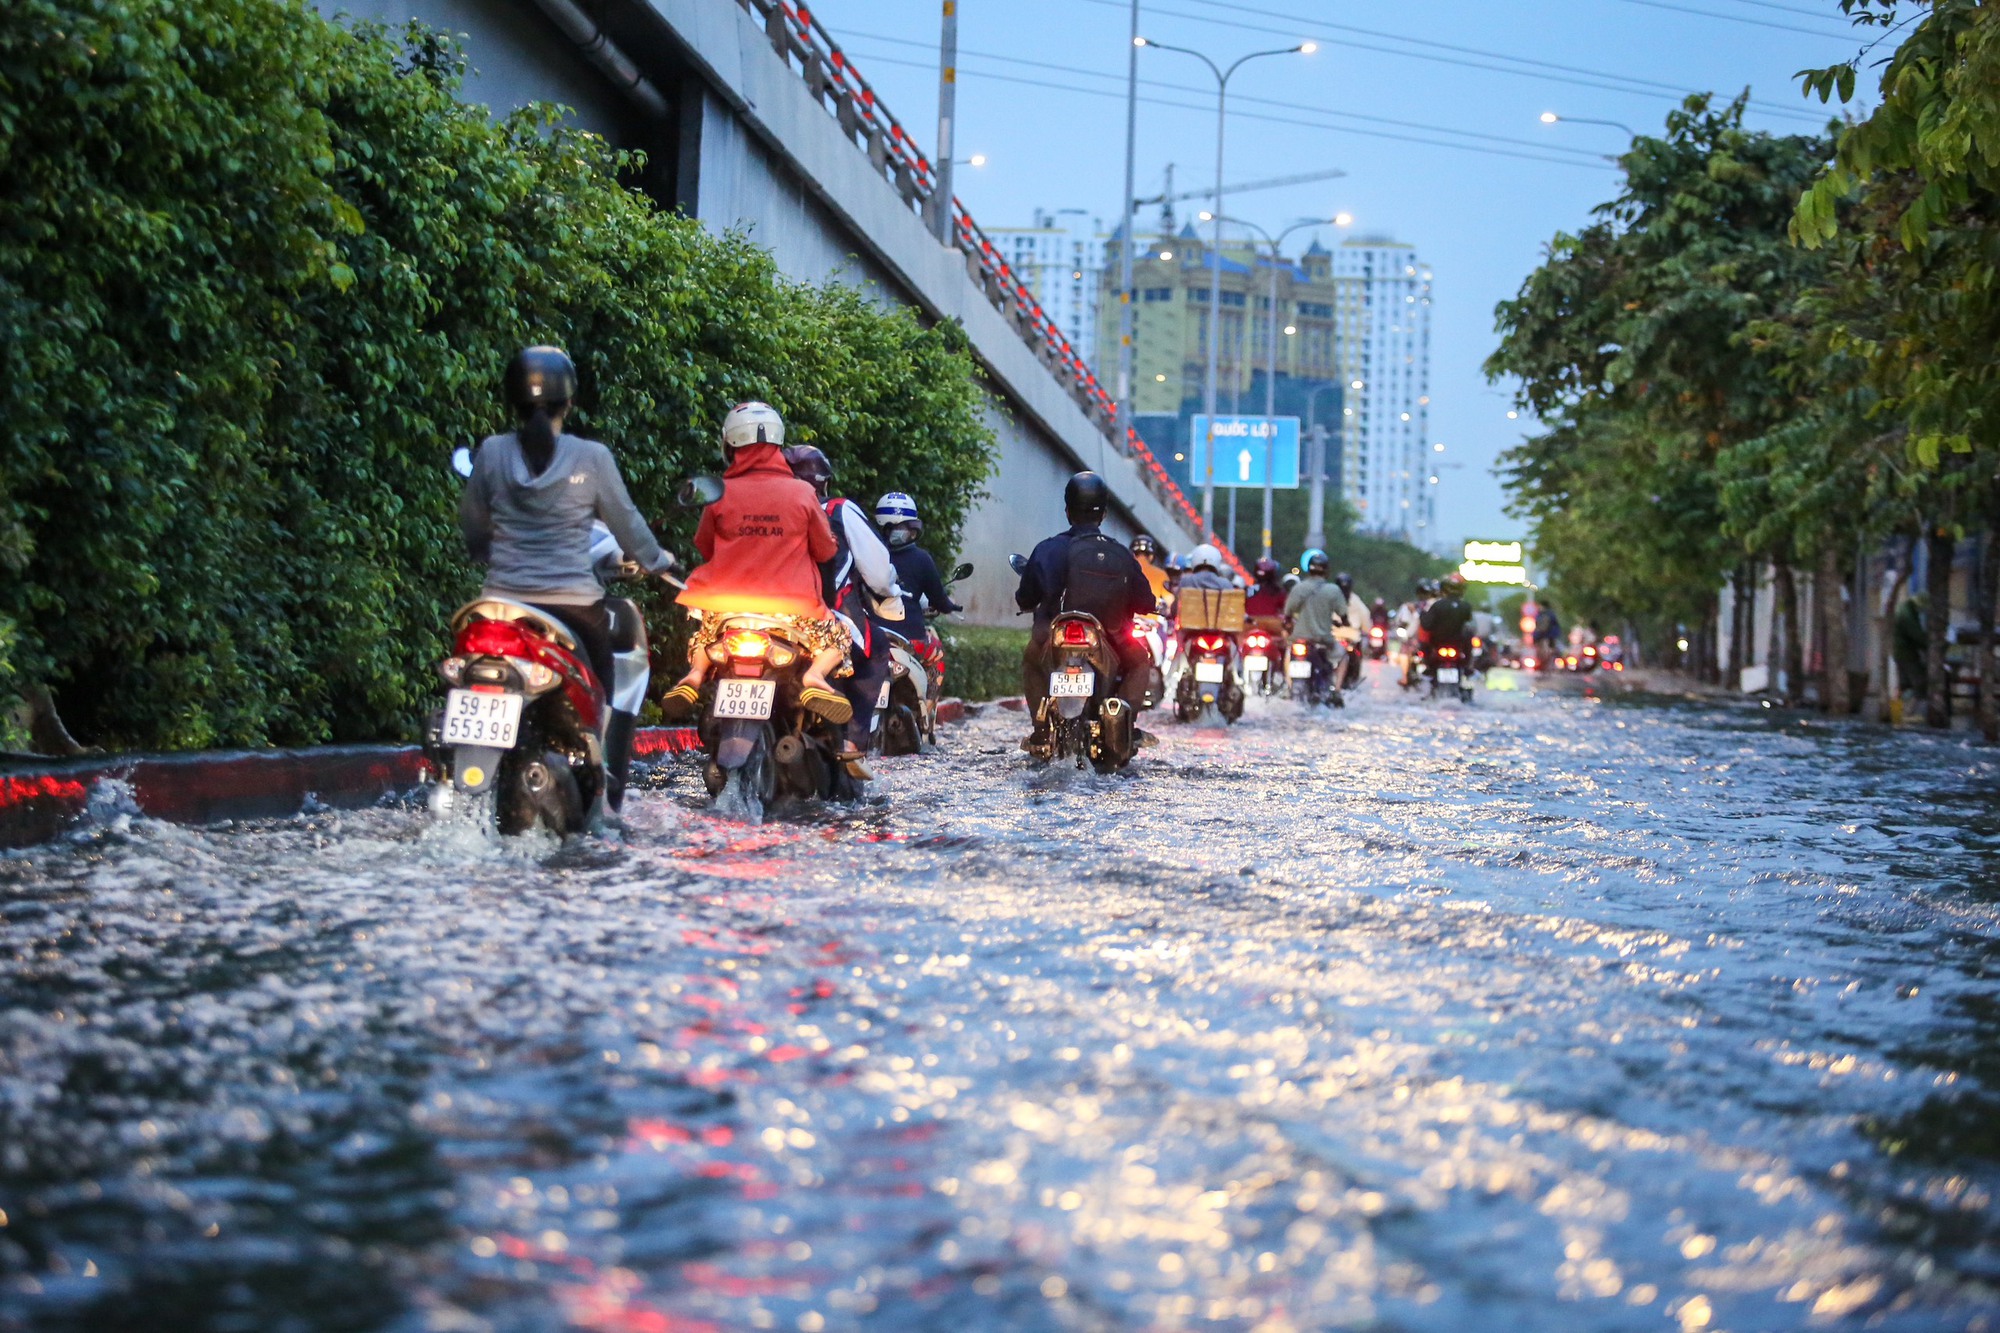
1197;633;1225;651
1246;633;1270;650
1060;620;1092;646
439;656;467;685
1291;642;1308;657
727;631;770;659
1440;647;1458;658
1370;628;1384;640
1583;645;1597;657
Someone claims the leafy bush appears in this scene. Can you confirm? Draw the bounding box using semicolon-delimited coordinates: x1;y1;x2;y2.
938;624;1030;702
0;0;994;750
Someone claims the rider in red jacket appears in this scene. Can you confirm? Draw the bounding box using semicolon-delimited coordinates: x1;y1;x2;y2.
662;403;851;723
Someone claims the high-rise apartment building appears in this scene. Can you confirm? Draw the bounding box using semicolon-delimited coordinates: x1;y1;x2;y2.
1096;224;1363;509
1333;238;1434;544
985;209;1108;368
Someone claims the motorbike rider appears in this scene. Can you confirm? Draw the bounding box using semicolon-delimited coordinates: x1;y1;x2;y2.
875;492;960;616
1132;534;1172;610
1245;557;1287;619
1179;544;1236;593
1395;578;1439;686
788;447;906;772
664;401;850;728
1331;571;1371;688
1016;472;1157;748
459;346;680;813
1282;550;1350;696
1419;572;1476;665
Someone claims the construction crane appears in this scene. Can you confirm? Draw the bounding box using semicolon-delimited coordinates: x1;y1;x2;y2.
1135;165;1346;232
1134;166;1347;210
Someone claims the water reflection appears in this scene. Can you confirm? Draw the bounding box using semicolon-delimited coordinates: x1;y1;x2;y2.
3;672;1999;1330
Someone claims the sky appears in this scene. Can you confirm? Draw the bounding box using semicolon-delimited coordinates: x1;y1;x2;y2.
807;0;1874;553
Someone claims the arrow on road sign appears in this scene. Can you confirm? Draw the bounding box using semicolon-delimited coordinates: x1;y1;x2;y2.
1238;449;1253;482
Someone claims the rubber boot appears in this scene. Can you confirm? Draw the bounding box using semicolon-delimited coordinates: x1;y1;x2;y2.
603;709;637;812
1099;697;1133;767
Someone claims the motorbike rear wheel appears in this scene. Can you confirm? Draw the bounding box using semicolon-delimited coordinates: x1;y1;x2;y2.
881;702;922;757
499;749;583;837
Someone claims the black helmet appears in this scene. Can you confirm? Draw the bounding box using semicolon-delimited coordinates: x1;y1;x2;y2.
1418;577;1440;596
504;346;576;414
783;445;833;494
1131;533;1160;559
1064;471;1109;522
1334;571;1354;593
1304;550;1329;576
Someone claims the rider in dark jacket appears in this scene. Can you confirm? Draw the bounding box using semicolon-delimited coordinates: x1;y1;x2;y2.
1016;473;1156;735
875;492;961;616
1420;573;1476;652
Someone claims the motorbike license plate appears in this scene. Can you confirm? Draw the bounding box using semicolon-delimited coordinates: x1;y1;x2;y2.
442;690;523;747
1194;661;1226;684
713;678;777;719
1050;670;1095;698
1437;668;1460;684
1286;659;1313;679
1244;655;1270;673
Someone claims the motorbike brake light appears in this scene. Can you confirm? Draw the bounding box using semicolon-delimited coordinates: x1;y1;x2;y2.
726;631;770;659
1440;647;1458;658
1197;633;1225;651
1291;642;1308;657
1060;620;1092;646
1246;633;1270;649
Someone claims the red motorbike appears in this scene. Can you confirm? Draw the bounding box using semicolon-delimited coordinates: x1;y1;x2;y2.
428;595;650;836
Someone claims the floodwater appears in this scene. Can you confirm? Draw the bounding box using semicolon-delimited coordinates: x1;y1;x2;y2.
4;666;2000;1332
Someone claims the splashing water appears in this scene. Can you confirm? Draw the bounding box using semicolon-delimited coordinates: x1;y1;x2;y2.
3;669;1999;1331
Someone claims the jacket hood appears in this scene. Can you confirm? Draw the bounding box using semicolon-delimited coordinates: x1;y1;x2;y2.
725;441;794;479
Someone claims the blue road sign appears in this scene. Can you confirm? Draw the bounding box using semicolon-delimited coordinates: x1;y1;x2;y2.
1187;415;1301;489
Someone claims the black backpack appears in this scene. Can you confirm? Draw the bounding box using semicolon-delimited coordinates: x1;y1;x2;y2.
1061;531;1132;625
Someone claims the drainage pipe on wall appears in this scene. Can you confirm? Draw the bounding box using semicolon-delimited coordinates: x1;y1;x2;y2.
527;0;669;118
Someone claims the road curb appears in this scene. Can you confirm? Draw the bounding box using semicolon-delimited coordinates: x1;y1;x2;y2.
0;702;980;848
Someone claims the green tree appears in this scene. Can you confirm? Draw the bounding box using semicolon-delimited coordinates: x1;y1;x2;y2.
0;0;995;750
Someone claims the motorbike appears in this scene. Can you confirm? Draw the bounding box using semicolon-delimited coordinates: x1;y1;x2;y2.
1242;623;1285;696
432;453;657;838
1367;622;1389;660
1175;629;1245;724
1286;637;1348;708
1036;611;1138;773
693;612;861;819
877;562;974;756
1130;613;1170;709
1424;638;1476;703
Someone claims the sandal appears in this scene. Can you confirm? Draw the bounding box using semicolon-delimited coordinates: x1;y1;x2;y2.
659;683;700;721
800;686;854;725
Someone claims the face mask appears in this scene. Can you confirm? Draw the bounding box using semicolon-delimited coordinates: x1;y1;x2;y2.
887;527;917;549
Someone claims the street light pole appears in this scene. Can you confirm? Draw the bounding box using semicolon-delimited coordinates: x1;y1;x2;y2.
931;0;959;243
1138;37;1314;541
1115;2;1141;457
1303;380;1339;551
1205;211;1342;559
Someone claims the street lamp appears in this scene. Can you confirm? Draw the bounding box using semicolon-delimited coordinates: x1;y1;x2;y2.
1202;211;1348;559
1539;111;1637;136
955;154;987;167
1303;380;1341;551
1138;35;1316;539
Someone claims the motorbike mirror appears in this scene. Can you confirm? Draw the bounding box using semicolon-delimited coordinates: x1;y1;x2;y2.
676;474;725;508
951;562;974;582
1008;553;1028;575
451;446;474;479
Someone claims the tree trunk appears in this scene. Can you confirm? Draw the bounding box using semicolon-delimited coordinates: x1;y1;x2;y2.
1725;565;1748;687
1776;561;1805;707
1980;527;1999;743
1701;596;1720;684
1819;542;1851;716
1925;525;1954;729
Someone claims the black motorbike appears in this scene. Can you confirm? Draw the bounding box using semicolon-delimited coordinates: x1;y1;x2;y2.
1286;638;1347;708
1033;611;1137;773
1175;630;1245;724
1423;638;1476;703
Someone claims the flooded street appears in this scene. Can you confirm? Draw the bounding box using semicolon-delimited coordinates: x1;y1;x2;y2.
5;667;2000;1332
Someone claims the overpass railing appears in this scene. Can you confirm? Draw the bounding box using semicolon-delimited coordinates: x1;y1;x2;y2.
739;0;1236;565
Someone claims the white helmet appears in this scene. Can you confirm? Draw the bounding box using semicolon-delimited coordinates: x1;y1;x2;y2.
1189;543;1224;572
720;401;785;451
